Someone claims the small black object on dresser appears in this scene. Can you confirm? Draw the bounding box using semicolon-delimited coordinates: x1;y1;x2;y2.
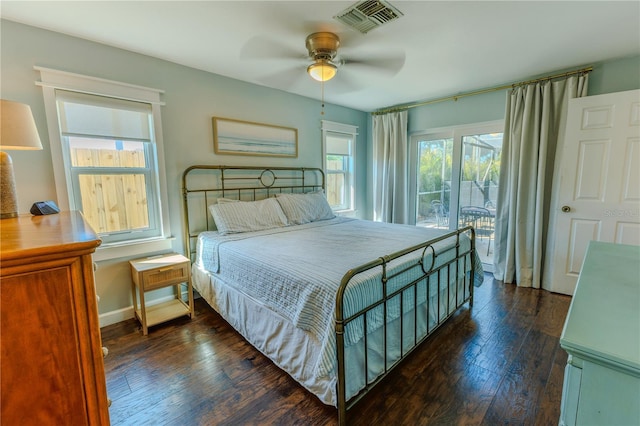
30;200;60;215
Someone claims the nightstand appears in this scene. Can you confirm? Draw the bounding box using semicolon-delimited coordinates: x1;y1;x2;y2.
129;253;194;335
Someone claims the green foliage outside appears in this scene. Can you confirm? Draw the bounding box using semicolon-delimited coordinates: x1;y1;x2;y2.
417;140;452;220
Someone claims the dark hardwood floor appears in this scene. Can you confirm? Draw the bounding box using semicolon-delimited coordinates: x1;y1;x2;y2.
101;274;571;425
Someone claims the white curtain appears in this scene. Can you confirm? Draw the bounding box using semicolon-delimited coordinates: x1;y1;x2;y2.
493;74;589;288
372;110;409;224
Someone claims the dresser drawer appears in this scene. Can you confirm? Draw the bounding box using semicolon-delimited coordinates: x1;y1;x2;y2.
141;261;189;291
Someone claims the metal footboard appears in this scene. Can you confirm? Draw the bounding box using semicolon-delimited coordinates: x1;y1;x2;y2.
335;226;476;425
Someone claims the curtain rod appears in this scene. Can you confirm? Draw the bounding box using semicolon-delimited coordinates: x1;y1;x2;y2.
372;66;593;116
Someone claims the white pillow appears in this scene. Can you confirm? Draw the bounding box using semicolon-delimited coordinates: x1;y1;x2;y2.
275;192;335;225
209;198;288;235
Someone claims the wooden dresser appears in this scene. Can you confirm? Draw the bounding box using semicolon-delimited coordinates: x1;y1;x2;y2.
0;211;110;425
559;241;640;426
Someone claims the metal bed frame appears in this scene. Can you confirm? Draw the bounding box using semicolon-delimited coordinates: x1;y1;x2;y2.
182;165;476;426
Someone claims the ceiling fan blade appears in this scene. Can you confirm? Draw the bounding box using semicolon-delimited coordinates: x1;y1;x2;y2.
255;66;308;90
324;69;367;94
239;36;307;62
339;51;406;77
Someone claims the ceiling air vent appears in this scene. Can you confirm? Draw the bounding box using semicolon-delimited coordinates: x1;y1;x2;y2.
334;0;403;34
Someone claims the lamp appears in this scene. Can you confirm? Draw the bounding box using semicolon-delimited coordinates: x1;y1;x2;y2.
307;60;337;82
0;99;43;219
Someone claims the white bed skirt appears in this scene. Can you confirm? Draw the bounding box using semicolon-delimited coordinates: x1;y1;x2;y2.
193;264;339;405
192;264;466;406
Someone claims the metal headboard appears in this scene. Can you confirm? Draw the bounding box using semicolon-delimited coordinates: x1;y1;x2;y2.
182;165;325;261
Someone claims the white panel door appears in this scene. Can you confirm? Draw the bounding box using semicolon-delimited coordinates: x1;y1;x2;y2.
548;89;640;295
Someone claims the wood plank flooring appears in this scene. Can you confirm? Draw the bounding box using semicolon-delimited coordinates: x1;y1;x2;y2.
101;274;571;425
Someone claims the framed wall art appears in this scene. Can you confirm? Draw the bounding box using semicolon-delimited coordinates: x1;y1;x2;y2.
213;117;298;157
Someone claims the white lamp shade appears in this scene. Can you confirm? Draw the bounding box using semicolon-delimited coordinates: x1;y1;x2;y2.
307;61;337;82
1;99;43;150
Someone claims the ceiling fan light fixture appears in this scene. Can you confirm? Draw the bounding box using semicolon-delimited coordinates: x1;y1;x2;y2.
307;60;337;82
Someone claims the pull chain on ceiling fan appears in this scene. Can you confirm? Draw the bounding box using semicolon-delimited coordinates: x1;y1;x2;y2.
305;32;342;114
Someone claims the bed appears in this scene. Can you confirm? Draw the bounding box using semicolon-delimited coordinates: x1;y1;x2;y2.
182;165;483;425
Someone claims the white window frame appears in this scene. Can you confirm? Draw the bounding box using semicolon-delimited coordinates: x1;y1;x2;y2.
36;67;172;260
321;120;357;213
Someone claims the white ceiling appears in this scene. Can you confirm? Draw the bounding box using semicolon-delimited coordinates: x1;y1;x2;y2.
2;1;639;112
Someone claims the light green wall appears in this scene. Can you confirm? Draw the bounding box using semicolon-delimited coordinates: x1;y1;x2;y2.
407;90;506;132
1;20;368;318
588;55;640;95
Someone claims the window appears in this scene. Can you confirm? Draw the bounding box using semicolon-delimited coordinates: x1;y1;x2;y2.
38;67;171;257
322;121;357;212
409;121;503;271
57;90;161;243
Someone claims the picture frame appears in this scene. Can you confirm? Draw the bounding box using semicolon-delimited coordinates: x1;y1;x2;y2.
213;117;298;158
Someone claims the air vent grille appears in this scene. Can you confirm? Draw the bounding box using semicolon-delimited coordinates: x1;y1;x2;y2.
334;0;403;34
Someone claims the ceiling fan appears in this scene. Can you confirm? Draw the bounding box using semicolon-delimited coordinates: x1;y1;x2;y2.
305;32;341;82
240;29;405;92
304;31;406;86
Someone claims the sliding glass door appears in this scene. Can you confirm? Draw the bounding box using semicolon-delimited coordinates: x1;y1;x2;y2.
410;122;503;269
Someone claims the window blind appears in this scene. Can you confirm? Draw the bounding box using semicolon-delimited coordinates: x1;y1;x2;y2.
326;132;352;155
56;90;152;141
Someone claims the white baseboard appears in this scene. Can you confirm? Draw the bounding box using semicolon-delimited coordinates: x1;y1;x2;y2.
99;291;193;328
99;306;134;328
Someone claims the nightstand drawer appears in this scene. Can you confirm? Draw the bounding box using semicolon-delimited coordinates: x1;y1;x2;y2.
142;262;189;291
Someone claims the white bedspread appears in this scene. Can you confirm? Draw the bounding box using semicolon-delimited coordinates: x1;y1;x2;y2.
195;217;483;377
